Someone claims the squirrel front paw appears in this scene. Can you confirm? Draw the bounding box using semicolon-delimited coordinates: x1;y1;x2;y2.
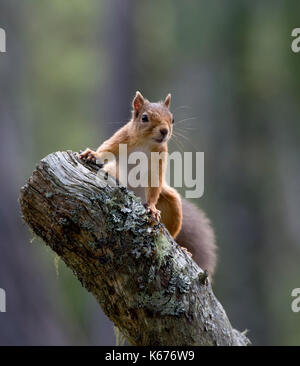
146;204;161;221
80;148;103;166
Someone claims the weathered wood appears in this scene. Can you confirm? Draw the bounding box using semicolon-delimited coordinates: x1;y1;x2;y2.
19;151;250;346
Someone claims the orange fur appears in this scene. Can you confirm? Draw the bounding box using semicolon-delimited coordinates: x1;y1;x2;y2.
80;91;181;234
157;185;182;238
80;91;217;277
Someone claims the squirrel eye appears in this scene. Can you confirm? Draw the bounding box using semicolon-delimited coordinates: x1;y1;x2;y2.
172;118;175;124
141;114;149;122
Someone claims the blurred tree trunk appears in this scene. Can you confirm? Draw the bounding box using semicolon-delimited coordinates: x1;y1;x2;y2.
207;5;270;345
99;0;136;135
0;0;79;345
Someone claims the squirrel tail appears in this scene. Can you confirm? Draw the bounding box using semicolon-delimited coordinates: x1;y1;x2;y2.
176;198;217;278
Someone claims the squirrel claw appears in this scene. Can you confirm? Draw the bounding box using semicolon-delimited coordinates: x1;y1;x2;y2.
148;206;161;221
181;246;193;258
144;203;161;221
80;148;101;165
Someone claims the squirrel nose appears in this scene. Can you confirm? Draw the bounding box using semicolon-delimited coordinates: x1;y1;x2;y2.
160;128;168;137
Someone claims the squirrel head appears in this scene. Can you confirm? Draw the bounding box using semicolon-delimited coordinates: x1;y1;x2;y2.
131;91;174;148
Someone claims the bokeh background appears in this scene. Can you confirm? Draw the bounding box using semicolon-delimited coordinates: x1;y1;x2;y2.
1;0;300;346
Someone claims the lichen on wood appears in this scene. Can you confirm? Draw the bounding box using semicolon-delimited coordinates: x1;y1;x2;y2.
19;150;250;346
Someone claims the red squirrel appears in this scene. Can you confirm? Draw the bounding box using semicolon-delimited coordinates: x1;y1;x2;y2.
80;92;217;277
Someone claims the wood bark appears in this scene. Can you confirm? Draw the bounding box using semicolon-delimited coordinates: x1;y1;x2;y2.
19;151;250;346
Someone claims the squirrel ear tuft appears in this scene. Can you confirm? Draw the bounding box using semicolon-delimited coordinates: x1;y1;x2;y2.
133;91;145;113
164;93;171;108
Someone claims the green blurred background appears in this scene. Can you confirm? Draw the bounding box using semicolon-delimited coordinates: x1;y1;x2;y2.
1;0;300;346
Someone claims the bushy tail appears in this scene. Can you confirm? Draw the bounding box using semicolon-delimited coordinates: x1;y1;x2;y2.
176;198;217;277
